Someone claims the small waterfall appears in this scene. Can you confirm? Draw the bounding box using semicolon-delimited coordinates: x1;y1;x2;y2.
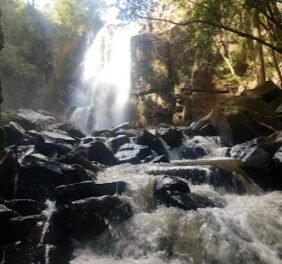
69;163;282;264
69;25;134;134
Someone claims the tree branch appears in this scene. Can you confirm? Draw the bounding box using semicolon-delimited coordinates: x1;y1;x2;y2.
137;15;282;54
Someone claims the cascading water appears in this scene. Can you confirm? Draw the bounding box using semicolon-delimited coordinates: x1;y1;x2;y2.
70;161;282;264
69;25;134;134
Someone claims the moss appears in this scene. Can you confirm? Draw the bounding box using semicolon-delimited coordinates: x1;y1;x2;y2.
0;109;17;126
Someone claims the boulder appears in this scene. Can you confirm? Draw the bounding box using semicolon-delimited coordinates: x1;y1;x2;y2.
55;181;127;205
109;135;130;153
4;121;26;146
56;123;85;138
3;199;46;216
35;131;77;157
242;81;282;106
0;151;19;200
0;204;19;245
115;143;152;164
87;141;117;165
17;160;92;201
185;115;217;137
0;127;5;152
156;128;184;148
52;196;132;241
137;130;168;156
273;146;282;172
14;109;57;131
209;96;281;146
154;176;219;210
56;152;101;175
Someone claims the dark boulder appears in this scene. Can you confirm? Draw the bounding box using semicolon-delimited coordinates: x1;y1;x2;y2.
55;181;127;205
3;199;46;216
0;151;19;200
17;160;92;201
0;204;19;245
137;130;168;156
87;141;117;165
109;135;130;153
0;127;5;152
35;131;77;157
115;143;152;164
156;128;184;148
56;123;85;138
4;121;26;146
56;152;102;175
154;176;219;210
185;115;217;137
52;196;132;241
242;80;282;106
209;96;280;146
273;146;282;172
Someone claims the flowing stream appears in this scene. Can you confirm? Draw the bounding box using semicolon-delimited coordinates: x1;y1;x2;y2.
69;25;133;134
70;162;282;264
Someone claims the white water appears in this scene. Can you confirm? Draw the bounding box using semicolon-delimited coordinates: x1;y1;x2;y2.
69;25;134;134
70;163;282;264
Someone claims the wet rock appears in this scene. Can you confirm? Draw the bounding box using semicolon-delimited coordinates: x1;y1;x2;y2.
0;204;19;245
115;143;152;164
92;129;114;137
242;80;282;105
56;123;85;138
181;136;217;159
185;115;217;137
209;96;280;146
156;128;183;148
4;121;26;146
17;160;92;201
56;152;101;175
3;199;46;216
87;141;117;165
0;127;5;152
35;131;77;158
150;155;170;163
111;122;131;132
109;135;130;153
154;176;218;210
137;130;168;156
273;146;282;173
0;151;19;200
55;181;127;205
14;109;57;131
52;196;132;241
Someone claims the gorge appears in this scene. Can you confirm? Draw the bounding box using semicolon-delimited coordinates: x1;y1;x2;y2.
0;1;282;264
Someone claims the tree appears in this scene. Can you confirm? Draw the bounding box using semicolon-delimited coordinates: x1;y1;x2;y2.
118;0;282;54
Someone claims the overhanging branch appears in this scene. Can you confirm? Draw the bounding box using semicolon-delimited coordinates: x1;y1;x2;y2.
137;15;282;54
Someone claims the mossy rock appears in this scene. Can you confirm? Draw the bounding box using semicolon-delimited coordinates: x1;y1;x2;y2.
0;110;18;126
210;96;281;146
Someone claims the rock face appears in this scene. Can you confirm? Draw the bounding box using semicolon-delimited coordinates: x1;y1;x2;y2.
210;96;280;146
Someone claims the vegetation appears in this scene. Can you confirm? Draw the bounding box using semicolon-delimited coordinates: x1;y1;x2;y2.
118;0;282;90
0;0;104;110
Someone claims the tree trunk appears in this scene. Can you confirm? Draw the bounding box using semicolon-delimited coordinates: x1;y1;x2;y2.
252;10;266;84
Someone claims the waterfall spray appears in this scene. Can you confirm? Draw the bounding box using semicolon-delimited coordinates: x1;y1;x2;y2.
69;25;135;134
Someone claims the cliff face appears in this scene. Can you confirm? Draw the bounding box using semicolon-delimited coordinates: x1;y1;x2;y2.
0;9;5;151
130;33;174;126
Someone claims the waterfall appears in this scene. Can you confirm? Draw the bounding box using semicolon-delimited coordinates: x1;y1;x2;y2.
69;25;133;134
